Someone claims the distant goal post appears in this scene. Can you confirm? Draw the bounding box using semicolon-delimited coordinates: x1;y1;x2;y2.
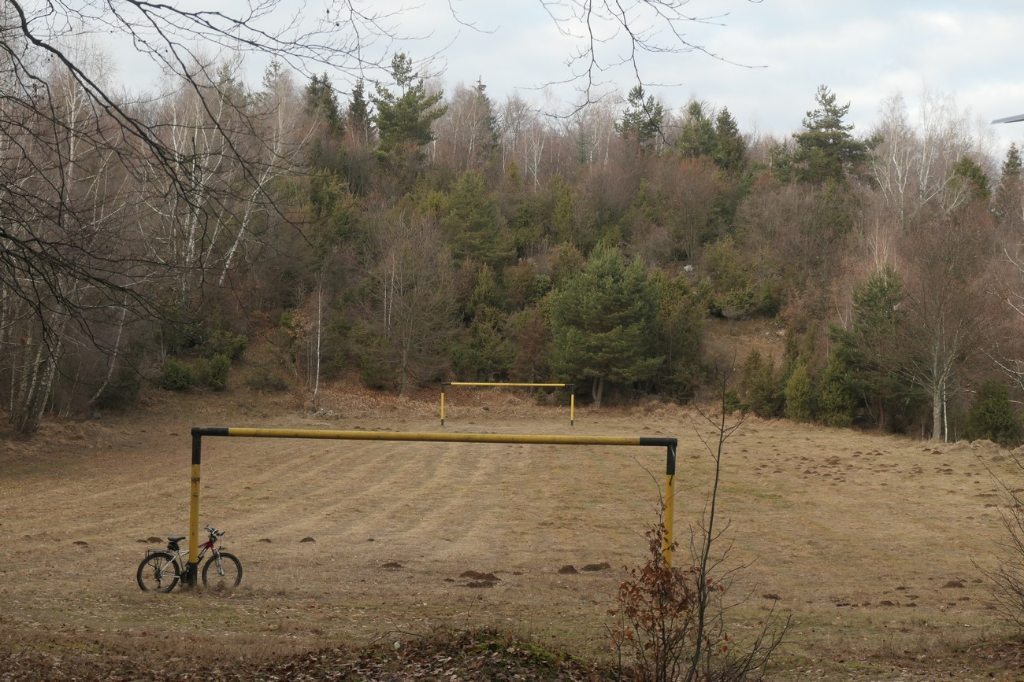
440;381;576;426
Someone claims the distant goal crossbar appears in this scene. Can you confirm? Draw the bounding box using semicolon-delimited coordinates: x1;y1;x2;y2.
440;381;576;426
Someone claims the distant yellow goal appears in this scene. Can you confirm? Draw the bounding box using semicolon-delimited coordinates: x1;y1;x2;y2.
440;382;576;426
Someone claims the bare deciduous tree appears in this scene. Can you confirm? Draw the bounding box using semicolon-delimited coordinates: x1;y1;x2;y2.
611;377;789;681
1;1;392;430
524;0;762;105
870;90;980;229
433;80;499;173
361;211;458;396
899;206;998;440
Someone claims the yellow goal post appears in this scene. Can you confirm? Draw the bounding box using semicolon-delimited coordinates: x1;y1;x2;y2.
440;381;576;426
185;426;677;587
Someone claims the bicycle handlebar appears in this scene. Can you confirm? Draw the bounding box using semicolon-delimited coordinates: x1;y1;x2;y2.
203;524;225;538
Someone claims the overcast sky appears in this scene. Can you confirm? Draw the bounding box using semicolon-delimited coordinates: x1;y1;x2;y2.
390;0;1024;154
109;0;1024;156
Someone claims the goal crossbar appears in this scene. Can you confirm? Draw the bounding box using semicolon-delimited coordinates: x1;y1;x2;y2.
184;426;677;586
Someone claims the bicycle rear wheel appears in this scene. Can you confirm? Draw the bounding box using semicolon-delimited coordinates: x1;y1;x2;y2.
202;551;242;592
137;551;181;592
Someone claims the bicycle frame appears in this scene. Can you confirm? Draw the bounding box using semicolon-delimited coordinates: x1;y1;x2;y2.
145;532;224;581
147;536;214;563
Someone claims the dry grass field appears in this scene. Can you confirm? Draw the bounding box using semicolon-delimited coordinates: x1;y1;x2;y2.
3;383;1024;680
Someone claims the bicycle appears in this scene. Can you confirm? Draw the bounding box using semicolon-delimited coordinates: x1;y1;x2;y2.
137;524;243;593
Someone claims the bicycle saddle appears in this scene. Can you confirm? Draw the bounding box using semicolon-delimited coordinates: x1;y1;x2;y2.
168;535;186;542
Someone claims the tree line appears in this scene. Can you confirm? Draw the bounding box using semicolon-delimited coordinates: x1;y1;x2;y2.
3;19;1024;441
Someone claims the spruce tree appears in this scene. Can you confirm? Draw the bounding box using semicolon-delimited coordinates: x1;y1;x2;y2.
469;79;500;164
829;267;919;431
713;107;746;173
784;363;813;422
965;380;1022;447
305;72;345;171
305;73;344;136
442;170;515;268
649;270;704;399
994;143;1024;231
1004;142;1022;177
548;244;663;407
739;350;784;418
816;352;856;427
451;306;515;382
677;100;717;159
347;79;374;146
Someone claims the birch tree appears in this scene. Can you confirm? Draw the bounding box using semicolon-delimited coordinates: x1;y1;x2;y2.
900;207;997;440
869;90;979;229
1;1;399;431
1;30;149;431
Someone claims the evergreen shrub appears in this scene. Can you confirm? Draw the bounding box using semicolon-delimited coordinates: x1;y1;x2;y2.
358;355;396;390
816;354;855;427
207;331;248;360
784;363;813;422
205;354;231;391
723;388;742;414
160;359;193;391
739;350;783;418
966;380;1021;447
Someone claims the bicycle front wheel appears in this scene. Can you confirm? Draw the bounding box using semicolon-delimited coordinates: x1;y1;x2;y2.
202;551;242;591
137;551;181;592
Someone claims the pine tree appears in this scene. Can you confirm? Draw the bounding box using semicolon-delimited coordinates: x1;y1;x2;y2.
793;85;874;184
952;156;992;203
616;85;664;150
371;53;447;160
